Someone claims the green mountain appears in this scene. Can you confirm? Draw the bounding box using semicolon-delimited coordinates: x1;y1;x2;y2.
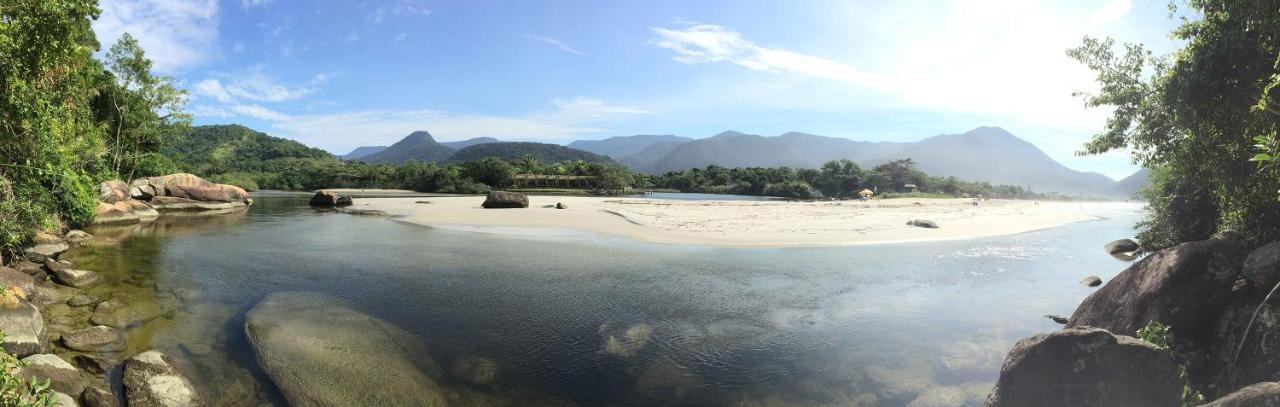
441;137;501;149
358;131;456;164
340;146;387;159
447;142;613;164
166;124;337;174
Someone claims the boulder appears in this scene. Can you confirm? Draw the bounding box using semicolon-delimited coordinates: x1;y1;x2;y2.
93;200;159;225
91;299;162;329
163;185;234;202
244;291;447;406
907;219;939;229
555;202;567;209
64;230;93;244
985;327;1181;407
218;184;250;201
73;354;115;376
1079;275;1102;287
53;268;100;288
18;354;86;397
130;173;214;189
62;326;125;352
0;266;36;301
1204;382;1280;406
308;191;352;207
1067;239;1246;343
80;387;118;407
123;350;203;407
1104;238;1140;258
481;191;528;209
54;392;79;407
1243;241;1280;290
25;232;69;260
0;299;46;357
97;181;131;204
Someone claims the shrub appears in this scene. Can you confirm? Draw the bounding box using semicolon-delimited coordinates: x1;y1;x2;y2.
762;181;823;199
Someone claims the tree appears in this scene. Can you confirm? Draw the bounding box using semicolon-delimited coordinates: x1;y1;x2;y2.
0;0;108;246
1068;1;1280;250
100;32;191;180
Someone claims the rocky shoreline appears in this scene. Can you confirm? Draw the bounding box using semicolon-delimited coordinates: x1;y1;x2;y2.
985;237;1280;406
94;173;253;226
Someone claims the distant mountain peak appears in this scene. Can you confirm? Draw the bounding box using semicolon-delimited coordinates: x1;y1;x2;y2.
711;130;753;138
399;130;437;144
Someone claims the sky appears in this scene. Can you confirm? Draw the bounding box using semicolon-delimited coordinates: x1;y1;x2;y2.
91;0;1185;179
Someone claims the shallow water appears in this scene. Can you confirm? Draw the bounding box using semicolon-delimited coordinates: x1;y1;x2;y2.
65;195;1142;406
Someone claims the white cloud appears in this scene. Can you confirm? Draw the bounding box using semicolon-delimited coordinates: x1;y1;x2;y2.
241;0;272;8
1092;0;1133;23
194;70;329;103
373;0;432;24
651;24;883;91
523;35;587;56
230;104;292;122
94;0;220;72
549;96;652;121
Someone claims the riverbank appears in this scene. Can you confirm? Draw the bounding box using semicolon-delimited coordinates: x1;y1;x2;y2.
356;195;1105;247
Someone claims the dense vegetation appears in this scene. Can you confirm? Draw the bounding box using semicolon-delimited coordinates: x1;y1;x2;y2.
448;142;613;164
0;0;188;247
1070;0;1280;250
646;159;1068;200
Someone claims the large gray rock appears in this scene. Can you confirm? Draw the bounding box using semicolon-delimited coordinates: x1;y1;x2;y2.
244;291;447;406
481;191;528;209
97;181;131;204
985;327;1182;407
1067;239;1246;343
1204;382;1280;406
906;219;939;229
53;268;100;288
24;232;69;261
123;350;203;407
62;326;125;352
64;230;93;245
308;191;352;207
1243;241;1280;290
1104;238;1140;257
0;266;36;300
0;299;46;357
18;354;86;397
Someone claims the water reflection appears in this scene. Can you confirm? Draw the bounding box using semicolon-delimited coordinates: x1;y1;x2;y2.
61;195;1141;406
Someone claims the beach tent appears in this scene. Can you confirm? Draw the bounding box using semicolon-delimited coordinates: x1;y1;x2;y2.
859;189;874;198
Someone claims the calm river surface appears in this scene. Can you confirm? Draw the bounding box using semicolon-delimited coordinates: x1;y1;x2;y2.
66;194;1142;406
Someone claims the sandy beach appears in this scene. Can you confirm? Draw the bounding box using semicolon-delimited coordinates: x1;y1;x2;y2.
352;195;1102;247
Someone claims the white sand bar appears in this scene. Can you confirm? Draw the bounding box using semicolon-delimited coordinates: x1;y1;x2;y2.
355;196;1101;247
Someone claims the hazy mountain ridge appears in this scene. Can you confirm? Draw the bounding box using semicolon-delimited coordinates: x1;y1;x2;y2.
614;126;1143;197
340;146;387;160
447;142;613;163
568;135;693;158
441;137;501;150
358;131;457;164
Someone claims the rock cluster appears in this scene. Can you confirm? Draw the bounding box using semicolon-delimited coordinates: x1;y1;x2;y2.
990;238;1280;404
308;190;352;207
93;173;252;225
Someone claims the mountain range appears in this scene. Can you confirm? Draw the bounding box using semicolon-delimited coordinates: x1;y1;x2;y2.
340;126;1147;197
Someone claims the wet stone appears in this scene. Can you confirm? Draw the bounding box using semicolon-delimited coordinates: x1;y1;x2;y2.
68;294;101;307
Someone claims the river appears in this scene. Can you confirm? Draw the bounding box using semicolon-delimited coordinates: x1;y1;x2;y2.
63;193;1143;406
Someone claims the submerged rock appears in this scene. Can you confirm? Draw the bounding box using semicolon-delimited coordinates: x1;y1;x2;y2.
53;268;100;288
91;299;162;329
63;326;125;352
25;232;70;260
906;219;939;229
0;298;46;357
67;294;101;307
123;350;203;407
244;291;447;406
449;356;499;385
600;323;653;358
80;386;118;407
985;327;1181;406
481;191;528;209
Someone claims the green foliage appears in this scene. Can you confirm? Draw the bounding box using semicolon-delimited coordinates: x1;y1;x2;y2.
1136;321;1205;406
0;0;111;244
0;333;59;407
1069;1;1280;250
651;160;1064;200
447;142;613;164
207;173;260;191
99;32;191;180
459;158;514;189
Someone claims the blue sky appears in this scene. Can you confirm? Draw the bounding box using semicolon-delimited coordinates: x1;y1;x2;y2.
92;0;1183;179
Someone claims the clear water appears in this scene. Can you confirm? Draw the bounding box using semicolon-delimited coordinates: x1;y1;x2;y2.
65;195;1142;406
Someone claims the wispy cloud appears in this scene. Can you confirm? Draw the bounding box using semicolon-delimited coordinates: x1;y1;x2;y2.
373;0;432;24
522;34;587;56
240;0;272;9
194;70;330;103
1091;0;1132;23
650;24;882;89
94;0;220;72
